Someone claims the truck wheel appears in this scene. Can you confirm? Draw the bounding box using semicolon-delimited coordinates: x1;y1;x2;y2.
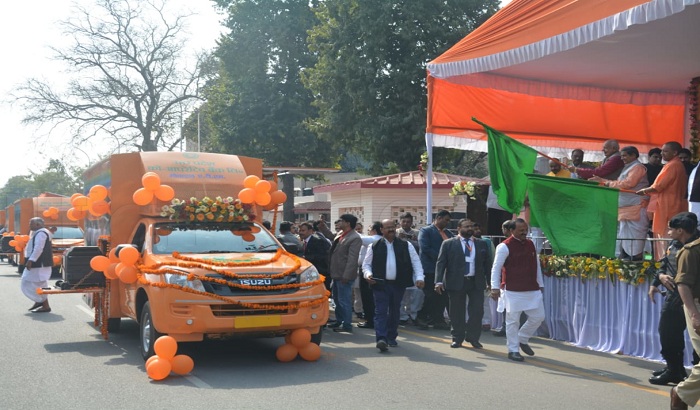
139;301;162;360
107;318;121;333
310;329;323;346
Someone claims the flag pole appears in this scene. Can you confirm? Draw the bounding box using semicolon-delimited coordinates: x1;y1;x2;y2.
472;117;639;195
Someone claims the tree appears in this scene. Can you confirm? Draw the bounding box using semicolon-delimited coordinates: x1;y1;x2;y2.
205;0;336;168
14;0;207;152
303;0;500;174
0;160;82;208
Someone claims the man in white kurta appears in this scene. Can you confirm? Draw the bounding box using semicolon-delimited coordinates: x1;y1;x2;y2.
490;219;545;362
21;217;53;313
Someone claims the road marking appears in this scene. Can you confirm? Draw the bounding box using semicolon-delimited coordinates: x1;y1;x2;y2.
185;375;213;389
400;328;668;397
76;304;94;318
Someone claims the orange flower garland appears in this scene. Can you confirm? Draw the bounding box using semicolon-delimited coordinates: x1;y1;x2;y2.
135;248;329;311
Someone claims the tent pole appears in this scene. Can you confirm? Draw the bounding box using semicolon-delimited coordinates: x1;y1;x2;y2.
426;133;433;225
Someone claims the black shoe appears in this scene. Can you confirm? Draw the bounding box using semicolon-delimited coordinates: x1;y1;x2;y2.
433;322;451;330
508;352;524;362
492;328;506;337
468;340;483;349
520;343;535;356
333;327;353;333
450;341;463;348
327;321;341;329
356;312;365;319
28;302;43;311
356;322;374;329
649;369;687;385
376;340;389;352
388;340;398;347
399;319;408;325
652;367;668;377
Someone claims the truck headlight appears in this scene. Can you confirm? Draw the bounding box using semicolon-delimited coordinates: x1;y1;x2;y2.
164;272;206;292
299;265;320;285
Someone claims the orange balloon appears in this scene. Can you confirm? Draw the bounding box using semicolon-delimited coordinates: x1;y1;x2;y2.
146;357;172;381
145;355;159;369
66;208;78;221
298;342;322;361
89;185;108;201
73;195;90;211
154;336;178;360
154;185;175;201
133;188;154;205
73;209;87;220
52;255;62;266
117;264;138;284
118;246;139;265
104;263;118;280
108;248;119;263
14;246;22;252
241;232;255;242
254;180;271;194
275;343;298;362
262;203;276;211
238;188;256;204
290;328;312;348
171;355;194;375
270;190;287;204
91;200;110;215
255;192;271;206
8;240;16;246
142;172;161;191
243;175;260;189
90;255;111;272
42;210;50;217
269;181;278;192
70;193;82;203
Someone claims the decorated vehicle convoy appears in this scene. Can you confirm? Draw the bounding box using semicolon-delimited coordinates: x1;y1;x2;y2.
57;152;328;361
1;195;84;275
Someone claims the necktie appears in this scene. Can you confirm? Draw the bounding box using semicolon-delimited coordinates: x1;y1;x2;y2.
463;239;471;275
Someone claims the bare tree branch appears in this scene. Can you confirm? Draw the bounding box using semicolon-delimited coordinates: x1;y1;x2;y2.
12;0;205;152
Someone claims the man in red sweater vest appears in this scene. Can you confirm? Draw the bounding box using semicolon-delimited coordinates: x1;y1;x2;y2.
490;218;545;362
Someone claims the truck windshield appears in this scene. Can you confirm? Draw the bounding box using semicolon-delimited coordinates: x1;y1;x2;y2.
52;226;84;239
151;222;279;254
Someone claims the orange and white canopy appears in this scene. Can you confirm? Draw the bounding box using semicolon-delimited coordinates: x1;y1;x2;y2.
426;0;700;160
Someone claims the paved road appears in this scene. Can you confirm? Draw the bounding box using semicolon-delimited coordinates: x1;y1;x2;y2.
0;261;675;409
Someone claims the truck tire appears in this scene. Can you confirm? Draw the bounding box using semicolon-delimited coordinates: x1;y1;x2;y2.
310;329;323;346
139;301;162;360
107;318;121;333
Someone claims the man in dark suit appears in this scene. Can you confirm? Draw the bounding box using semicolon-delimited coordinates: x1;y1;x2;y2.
298;222;331;290
417;209;454;329
435;219;493;348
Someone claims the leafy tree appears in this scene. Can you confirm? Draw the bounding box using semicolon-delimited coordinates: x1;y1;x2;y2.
0;160;82;208
303;0;499;174
14;0;207;152
206;0;336;168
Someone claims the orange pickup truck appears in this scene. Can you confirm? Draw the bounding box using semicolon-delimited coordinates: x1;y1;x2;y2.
65;152;328;359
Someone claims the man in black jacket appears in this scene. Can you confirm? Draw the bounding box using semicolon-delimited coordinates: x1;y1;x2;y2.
648;212;700;385
298;222;331;290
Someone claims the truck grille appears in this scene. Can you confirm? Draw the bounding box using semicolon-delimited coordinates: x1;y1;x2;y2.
203;273;298;296
210;304;298;317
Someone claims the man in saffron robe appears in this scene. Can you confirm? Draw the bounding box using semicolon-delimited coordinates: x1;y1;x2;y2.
637;141;689;259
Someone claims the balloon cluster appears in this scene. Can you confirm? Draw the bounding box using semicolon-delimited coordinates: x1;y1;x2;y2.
133;173;175;206
67;185;110;221
275;329;322;362
42;207;59;220
89;245;140;284
232;225;261;242
145;336;194;381
238;176;287;210
8;235;29;252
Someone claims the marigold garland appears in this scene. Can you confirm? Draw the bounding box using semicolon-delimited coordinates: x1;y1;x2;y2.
135;248;329;310
540;254;660;285
689;77;700;162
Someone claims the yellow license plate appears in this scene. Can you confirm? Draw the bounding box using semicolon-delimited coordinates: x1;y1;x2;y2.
235;315;281;329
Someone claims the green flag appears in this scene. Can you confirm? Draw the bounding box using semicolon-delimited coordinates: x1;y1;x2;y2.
526;174;619;257
478;121;537;214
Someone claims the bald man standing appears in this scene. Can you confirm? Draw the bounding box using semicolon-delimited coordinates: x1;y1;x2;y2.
569;140;624;181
